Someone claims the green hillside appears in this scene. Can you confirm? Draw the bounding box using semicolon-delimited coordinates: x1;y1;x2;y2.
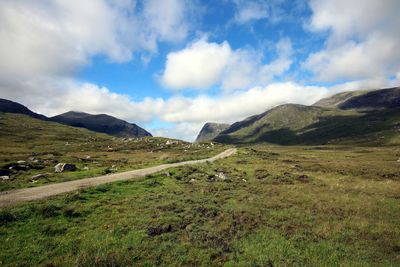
214;104;400;145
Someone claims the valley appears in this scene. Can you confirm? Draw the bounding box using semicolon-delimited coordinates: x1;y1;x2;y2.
0;87;399;266
1;145;399;266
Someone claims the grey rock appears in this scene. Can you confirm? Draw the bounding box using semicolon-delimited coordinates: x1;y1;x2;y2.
31;173;50;180
54;163;77;173
0;176;10;181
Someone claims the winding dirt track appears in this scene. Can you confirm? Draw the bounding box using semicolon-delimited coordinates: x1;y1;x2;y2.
0;148;237;208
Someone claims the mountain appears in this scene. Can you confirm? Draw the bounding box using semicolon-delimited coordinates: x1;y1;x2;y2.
215;87;400;146
50;111;151;138
196;122;230;142
0;98;152;138
314;86;400;110
0;98;48;120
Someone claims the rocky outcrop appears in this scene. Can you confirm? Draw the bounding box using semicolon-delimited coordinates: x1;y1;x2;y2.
195;122;230;142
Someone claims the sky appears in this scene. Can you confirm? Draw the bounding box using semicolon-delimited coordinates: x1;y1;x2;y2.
0;0;400;141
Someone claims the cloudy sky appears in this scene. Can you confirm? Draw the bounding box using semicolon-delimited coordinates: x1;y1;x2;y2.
1;0;399;141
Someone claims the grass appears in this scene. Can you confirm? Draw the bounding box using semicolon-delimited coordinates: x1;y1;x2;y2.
0;112;226;191
1;144;399;266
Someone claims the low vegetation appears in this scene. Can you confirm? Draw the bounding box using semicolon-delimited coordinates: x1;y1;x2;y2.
0;113;225;191
1;145;399;265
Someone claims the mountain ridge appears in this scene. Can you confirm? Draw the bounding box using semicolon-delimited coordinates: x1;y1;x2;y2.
0;98;152;138
196;122;230;142
214;87;400;146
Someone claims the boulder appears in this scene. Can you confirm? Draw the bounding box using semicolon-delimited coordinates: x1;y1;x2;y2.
31;173;50;180
147;224;173;237
216;172;227;181
0;169;11;176
0;176;10;181
10;164;30;171
54;163;77;173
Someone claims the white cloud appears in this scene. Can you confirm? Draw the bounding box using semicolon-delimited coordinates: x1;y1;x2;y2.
143;0;189;44
0;0;191;78
161;38;293;90
303;0;400;81
232;0;287;24
161;39;232;89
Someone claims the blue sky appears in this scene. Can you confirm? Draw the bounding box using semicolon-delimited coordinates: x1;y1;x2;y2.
1;0;400;140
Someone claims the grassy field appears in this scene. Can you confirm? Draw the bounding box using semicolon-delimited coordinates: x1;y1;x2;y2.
0;113;226;191
1;144;399;266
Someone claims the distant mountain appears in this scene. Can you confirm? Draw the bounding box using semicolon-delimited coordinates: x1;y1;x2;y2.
51;111;151;138
196;122;230;142
215;87;400;146
314;87;400;110
0;98;152;138
0;98;48;120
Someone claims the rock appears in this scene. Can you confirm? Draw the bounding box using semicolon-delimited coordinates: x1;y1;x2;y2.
164;172;171;177
83;166;89;170
189;178;197;183
397;158;400;162
0;176;10;181
147;224;173;237
54;163;77;173
10;164;30;171
216;172;227;181
297;174;310;183
0;169;11;176
81;155;91;161
242;178;247;182
31;173;50;180
185;224;193;231
17;160;26;164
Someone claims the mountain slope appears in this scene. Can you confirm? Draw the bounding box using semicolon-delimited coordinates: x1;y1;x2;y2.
0;98;48;120
215;104;400;146
196;122;230;142
51;111;151;138
314;86;400;110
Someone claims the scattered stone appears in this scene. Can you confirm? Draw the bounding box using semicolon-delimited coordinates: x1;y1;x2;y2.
54;163;77;173
164;172;171;177
83;166;89;171
189;178;197;183
0;169;11;176
31;173;50;180
17;160;26;164
185;224;193;231
0;176;10;181
147;224;173;237
297;174;310;183
81;155;91;161
10;164;30;171
216;172;227;181
397;158;400;162
119;158;128;164
242;178;247;182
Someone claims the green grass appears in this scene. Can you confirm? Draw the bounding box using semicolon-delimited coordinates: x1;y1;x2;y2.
1;145;399;266
0;112;226;191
